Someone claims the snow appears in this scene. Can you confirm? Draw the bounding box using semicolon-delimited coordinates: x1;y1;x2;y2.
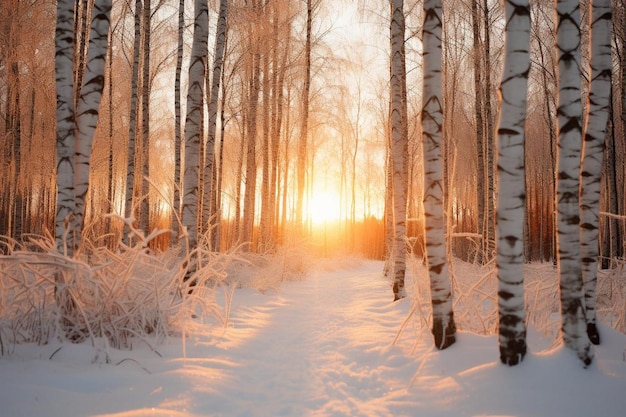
1;259;625;417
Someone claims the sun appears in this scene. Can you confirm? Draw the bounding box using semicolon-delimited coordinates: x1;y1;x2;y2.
307;191;341;225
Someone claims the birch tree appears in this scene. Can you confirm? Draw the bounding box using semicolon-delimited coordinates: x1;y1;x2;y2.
173;0;184;243
296;0;313;233
421;0;456;349
55;0;77;253
389;0;408;301
495;0;530;366
55;0;112;254
204;0;229;249
182;0;209;251
580;0;612;346
125;0;142;235
242;1;262;246
471;0;486;262
555;0;593;366
139;0;151;234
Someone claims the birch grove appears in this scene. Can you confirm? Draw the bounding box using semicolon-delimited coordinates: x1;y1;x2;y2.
1;0;623;365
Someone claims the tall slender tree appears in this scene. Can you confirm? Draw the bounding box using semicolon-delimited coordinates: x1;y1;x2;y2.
421;0;456;349
74;0;112;246
471;0;486;262
555;0;593;366
242;0;262;246
204;0;229;249
139;0;151;235
296;0;313;234
580;0;612;346
55;0;77;254
182;0;209;251
125;0;142;236
389;0;408;301
173;0;185;243
495;0;531;366
55;0;112;254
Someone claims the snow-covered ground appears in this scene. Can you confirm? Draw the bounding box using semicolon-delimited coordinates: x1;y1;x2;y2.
1;259;625;417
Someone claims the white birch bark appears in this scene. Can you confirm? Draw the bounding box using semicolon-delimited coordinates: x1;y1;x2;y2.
421;0;456;349
203;0;229;249
139;0;151;235
125;0;142;230
55;0;77;254
183;0;209;250
556;0;593;366
496;0;530;366
173;0;184;242
580;0;612;346
74;0;112;247
390;0;408;300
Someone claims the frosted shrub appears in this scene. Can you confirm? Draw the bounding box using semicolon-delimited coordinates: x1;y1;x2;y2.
407;255;626;343
0;233;232;354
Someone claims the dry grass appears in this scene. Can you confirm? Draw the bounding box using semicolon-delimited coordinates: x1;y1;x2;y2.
407;254;626;343
0;222;319;356
0;229;236;355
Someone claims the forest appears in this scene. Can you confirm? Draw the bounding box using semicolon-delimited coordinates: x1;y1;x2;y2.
0;0;625;368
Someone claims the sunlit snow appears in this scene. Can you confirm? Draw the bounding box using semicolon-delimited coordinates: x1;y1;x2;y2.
1;259;625;416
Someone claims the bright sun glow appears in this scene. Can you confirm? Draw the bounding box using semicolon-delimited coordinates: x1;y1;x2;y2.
307;191;342;225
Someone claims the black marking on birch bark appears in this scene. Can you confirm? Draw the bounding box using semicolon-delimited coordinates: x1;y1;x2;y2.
498;127;518;136
498;289;520;301
579;222;595;230
503;235;518;247
499;333;527;366
432;313;456;350
429;262;444;275
587;323;600;345
559;116;581;134
431;296;451;306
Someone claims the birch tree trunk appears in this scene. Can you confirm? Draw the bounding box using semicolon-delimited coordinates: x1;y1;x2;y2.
471;0;486;263
183;0;208;251
556;0;593;367
269;8;289;247
483;0;495;262
421;0;456;349
55;0;77;254
496;0;530;366
74;0;112;245
139;0;151;235
242;53;261;246
257;47;275;253
204;0;228;250
173;0;184;243
125;0;142;234
389;0;408;300
296;0;312;234
580;0;612;346
55;0;111;254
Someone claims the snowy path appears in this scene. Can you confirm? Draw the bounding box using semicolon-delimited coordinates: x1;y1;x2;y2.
185;260;422;416
1;260;626;417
